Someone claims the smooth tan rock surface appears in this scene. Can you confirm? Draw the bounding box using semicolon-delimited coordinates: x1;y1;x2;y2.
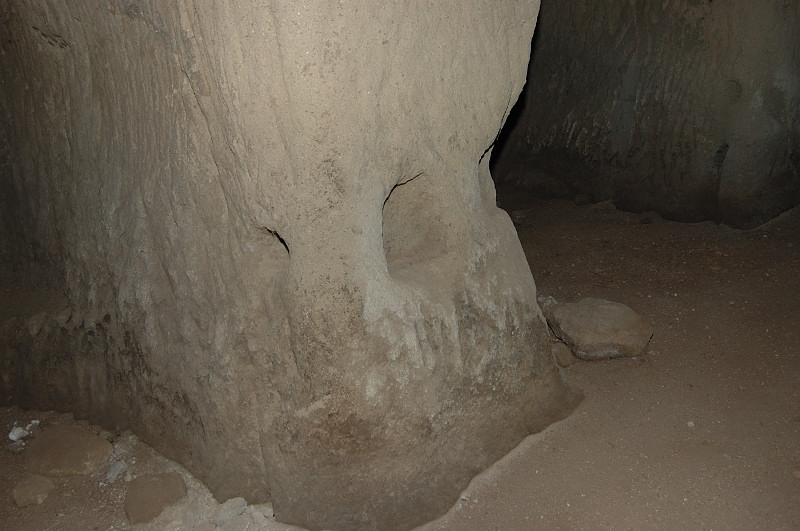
26;425;112;477
0;2;581;528
124;472;187;524
12;474;55;507
548;298;653;360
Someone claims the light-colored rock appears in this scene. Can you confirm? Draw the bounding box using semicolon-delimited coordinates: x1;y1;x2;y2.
12;473;55;507
547;298;653;360
0;2;583;529
125;472;188;524
106;460;128;484
8;420;39;441
214;497;247;525
8;426;28;441
26;425;112;477
538;295;560;321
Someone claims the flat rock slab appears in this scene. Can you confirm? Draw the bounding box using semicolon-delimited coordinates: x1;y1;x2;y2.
125;472;187;524
13;473;55;506
26;425;112;477
545;297;653;360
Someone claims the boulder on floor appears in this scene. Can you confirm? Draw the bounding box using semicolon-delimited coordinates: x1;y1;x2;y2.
26;425;112;477
542;297;652;360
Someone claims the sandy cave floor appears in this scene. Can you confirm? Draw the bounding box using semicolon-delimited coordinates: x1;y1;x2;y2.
1;194;799;530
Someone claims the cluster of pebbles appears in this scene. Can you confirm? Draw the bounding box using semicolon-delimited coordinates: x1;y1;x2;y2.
5;416;301;530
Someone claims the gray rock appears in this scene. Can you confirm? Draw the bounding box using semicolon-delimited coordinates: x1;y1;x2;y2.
538;295;560;321
547;297;653;360
8;420;39;441
106;460;128;484
26;425;113;477
214;497;248;525
8;426;29;441
13;474;55;506
125;472;188;524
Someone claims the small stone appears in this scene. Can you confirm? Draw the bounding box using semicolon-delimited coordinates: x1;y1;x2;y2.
8;427;28;441
214;497;248;525
106;460;128;484
25;420;41;438
124;472;187;524
546;297;653;360
552;342;577;367
537;295;560;321
27;425;113;477
13;474;55;507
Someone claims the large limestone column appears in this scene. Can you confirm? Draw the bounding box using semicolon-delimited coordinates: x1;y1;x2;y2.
0;1;581;528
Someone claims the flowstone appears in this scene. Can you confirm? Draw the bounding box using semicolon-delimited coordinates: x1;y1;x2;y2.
0;2;581;528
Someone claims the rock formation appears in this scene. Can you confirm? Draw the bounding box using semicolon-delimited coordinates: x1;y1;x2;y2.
493;0;800;228
0;2;581;529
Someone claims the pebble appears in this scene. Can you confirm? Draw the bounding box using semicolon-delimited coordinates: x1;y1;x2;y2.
106;460;128;484
8;427;28;441
8;419;39;442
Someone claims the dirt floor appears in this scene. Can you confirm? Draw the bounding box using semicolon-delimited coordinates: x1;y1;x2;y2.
1;194;798;530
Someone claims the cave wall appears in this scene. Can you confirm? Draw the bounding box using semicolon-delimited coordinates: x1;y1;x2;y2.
0;1;581;529
493;0;800;228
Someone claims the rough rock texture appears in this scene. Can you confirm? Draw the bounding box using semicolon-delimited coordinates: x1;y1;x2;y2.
214;497;248;526
543;298;653;361
0;1;581;529
493;0;800;228
26;425;113;477
125;472;188;524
